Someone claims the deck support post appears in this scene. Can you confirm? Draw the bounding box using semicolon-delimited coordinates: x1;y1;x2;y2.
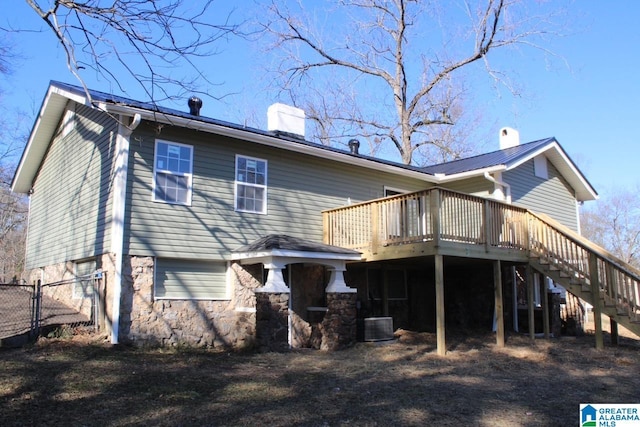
541;276;550;338
589;253;604;350
435;254;446;356
610;318;619;346
382;268;389;317
527;266;536;339
494;260;505;347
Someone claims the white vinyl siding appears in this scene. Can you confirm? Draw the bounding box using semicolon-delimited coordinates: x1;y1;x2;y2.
155;259;228;300
153;140;193;205
235;155;267;214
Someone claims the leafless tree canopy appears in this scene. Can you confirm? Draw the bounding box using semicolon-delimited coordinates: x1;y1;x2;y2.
21;0;241;103
0;165;27;283
581;187;640;269
262;0;563;165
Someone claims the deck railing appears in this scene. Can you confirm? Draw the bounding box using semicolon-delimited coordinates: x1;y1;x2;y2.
528;211;640;322
323;187;640;322
323;188;530;251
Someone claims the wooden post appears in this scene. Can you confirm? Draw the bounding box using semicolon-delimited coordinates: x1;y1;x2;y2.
494;260;505;347
610;318;619;346
371;202;380;254
484;200;492;252
430;189;441;247
435;254;446;356
541;276;550;338
589;253;604;350
322;212;329;244
527;266;536;339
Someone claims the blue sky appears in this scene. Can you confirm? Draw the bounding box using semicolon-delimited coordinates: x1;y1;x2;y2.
2;1;638;200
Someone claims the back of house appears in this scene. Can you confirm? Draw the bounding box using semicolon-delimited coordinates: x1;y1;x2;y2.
12;81;602;350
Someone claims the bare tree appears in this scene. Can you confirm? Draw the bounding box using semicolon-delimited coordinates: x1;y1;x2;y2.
0;167;28;283
262;0;563;165
581;186;640;269
16;0;242;104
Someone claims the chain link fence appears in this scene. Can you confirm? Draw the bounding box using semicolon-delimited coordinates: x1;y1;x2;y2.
0;271;104;346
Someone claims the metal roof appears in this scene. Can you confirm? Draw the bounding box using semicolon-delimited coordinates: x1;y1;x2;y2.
422;138;556;175
12;81;597;201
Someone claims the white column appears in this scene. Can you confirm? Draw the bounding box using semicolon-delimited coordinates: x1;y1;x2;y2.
326;266;356;293
256;262;290;293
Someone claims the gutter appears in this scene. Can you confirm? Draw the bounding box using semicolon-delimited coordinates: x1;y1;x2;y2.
104;104;439;185
110;113;141;344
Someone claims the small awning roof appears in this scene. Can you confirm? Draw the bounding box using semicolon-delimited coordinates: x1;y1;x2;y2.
231;235;361;264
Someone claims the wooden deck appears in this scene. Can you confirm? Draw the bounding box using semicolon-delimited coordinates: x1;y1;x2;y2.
323;187;640;350
323;188;531;262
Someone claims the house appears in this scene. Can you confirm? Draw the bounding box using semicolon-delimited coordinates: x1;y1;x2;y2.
11;81;640;352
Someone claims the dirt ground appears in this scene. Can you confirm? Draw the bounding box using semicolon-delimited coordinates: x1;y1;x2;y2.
1;326;638;427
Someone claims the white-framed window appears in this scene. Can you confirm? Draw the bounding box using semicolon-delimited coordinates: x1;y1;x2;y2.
235;155;267;214
73;259;96;299
153;140;193;205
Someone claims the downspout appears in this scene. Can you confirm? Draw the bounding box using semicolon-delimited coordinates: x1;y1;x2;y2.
110;113;141;344
484;171;511;203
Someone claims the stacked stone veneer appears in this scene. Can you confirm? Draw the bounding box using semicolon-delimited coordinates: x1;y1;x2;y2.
319;293;357;350
255;292;289;352
119;257;257;349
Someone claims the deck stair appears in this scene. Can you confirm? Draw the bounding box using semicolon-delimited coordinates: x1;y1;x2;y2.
527;211;640;338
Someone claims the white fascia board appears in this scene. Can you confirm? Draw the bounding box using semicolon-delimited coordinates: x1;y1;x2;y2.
432;165;506;183
12;85;98;193
505;141;598;201
12;89;69;193
231;249;362;264
105;104;439;184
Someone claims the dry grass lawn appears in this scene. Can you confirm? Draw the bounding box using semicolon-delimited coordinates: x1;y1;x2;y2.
1;328;639;426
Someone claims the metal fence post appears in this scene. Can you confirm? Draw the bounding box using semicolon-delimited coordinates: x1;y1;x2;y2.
30;280;42;339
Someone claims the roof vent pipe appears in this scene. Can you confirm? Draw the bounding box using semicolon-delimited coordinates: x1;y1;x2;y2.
348;139;360;154
188;96;202;116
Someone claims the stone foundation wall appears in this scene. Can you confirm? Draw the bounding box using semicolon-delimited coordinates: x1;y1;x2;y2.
119;258;257;349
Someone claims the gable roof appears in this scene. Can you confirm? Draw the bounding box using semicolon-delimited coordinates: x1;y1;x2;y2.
12;81;597;202
11;81;434;193
422;138;598;201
